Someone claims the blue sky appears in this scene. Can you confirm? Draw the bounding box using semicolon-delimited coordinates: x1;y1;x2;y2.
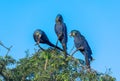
0;0;120;80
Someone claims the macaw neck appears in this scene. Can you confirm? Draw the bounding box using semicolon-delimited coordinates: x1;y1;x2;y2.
74;34;82;40
56;21;63;25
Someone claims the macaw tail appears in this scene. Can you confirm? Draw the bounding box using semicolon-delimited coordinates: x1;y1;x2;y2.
47;42;63;51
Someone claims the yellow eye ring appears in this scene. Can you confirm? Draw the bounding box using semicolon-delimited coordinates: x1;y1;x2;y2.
73;32;75;36
36;32;39;36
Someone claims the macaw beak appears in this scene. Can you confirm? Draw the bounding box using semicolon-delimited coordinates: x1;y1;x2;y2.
69;32;76;37
56;17;59;22
35;33;41;45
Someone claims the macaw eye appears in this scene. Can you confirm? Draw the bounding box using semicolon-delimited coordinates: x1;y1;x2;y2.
35;32;39;36
73;32;76;36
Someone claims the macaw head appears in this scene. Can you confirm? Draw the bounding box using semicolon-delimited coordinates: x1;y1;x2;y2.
55;14;63;23
34;29;42;44
69;30;80;37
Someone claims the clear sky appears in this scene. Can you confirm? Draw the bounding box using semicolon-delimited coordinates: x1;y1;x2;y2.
0;0;120;80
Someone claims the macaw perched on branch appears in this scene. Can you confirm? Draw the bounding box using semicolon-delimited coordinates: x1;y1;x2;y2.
69;30;93;68
54;14;68;58
33;29;63;51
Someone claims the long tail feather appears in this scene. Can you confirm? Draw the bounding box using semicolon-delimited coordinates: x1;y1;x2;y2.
47;42;63;51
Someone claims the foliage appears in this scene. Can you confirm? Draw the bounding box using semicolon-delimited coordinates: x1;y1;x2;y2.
0;47;116;81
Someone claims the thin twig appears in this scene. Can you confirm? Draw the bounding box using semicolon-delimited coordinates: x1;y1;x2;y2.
6;45;13;56
54;38;59;51
71;49;79;56
55;33;62;47
37;44;45;51
55;38;59;47
0;41;9;50
70;47;84;56
44;59;48;71
35;43;45;51
0;41;12;56
69;45;75;54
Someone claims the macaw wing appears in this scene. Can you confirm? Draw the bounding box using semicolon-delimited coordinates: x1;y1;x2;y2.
62;23;68;43
81;36;92;54
40;31;50;43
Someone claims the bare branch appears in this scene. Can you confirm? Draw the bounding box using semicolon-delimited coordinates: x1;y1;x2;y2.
0;41;9;50
35;43;45;51
6;46;13;56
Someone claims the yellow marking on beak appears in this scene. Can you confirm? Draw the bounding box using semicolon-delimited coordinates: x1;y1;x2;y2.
56;17;59;22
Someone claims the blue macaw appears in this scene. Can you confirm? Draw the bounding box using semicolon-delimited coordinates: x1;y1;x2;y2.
70;30;93;68
54;14;68;58
33;29;63;51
